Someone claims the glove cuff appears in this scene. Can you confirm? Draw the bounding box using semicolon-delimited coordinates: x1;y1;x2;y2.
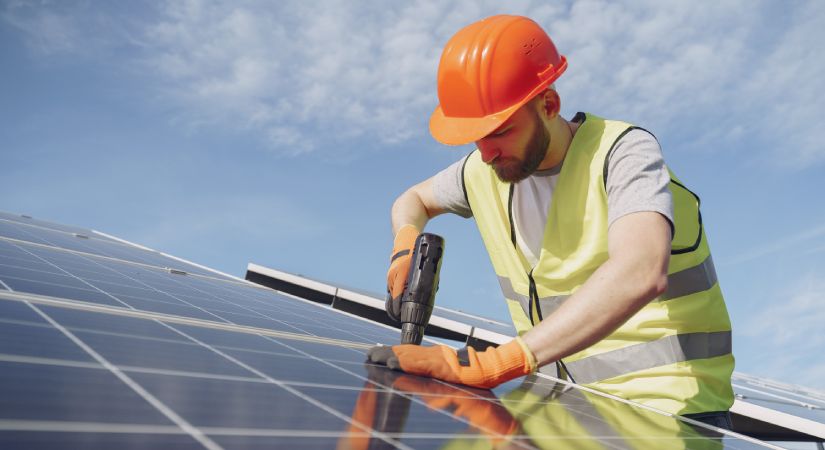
491;338;537;380
391;224;420;256
513;336;538;373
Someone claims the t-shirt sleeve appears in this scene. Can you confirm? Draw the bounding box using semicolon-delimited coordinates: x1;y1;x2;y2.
432;154;473;218
606;129;674;232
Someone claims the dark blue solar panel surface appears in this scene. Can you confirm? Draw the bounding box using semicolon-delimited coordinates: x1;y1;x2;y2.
0;212;771;449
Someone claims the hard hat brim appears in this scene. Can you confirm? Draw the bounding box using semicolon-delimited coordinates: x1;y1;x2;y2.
429;100;523;147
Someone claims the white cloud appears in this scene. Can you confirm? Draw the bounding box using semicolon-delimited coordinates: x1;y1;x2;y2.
3;0;824;165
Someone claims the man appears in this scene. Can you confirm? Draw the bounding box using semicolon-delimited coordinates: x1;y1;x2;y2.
368;14;734;426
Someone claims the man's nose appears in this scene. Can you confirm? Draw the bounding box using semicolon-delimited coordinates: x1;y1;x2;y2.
477;141;500;164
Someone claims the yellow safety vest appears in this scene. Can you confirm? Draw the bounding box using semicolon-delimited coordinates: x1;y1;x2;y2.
462;113;735;415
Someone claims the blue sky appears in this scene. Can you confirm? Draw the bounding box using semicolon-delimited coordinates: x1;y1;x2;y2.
2;1;824;390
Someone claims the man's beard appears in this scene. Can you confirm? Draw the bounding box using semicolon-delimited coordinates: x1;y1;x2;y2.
492;118;550;183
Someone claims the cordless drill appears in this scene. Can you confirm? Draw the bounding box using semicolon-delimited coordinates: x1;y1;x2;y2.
398;233;445;345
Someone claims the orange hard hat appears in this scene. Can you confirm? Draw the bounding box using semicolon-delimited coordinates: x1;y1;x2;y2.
429;15;567;146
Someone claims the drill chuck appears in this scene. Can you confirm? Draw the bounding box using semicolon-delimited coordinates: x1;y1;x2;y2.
399;233;444;345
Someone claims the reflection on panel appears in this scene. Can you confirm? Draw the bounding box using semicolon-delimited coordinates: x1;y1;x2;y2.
0;212;774;449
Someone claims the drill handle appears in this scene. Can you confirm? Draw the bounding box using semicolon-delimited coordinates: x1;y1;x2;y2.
400;233;444;345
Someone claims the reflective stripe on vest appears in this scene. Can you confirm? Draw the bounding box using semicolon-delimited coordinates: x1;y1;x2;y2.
565;331;732;385
497;276;569;317
501;253;720;322
660;255;718;301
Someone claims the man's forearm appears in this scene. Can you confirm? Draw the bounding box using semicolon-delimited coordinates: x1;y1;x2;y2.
521;257;666;365
521;211;671;366
391;179;443;234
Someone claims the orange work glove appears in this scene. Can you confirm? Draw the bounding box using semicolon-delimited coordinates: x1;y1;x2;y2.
367;337;537;389
385;224;419;321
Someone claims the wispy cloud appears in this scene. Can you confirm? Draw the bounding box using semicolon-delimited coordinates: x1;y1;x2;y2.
3;0;824;165
720;223;825;267
740;274;825;388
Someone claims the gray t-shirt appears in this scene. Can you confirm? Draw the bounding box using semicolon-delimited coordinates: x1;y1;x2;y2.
432;126;673;263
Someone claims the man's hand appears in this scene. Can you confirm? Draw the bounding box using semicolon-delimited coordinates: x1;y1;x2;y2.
366;338;537;389
385;224;419;320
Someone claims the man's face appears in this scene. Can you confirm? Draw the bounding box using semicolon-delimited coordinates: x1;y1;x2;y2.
475;104;550;183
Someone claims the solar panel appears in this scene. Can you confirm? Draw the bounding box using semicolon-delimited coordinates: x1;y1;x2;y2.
733;373;825;422
0;212;777;448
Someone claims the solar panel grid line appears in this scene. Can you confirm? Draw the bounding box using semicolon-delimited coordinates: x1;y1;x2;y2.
155;276;352;343
734;383;823;410
734;374;825;405
751;384;825;407
93;229;248;284
0;351;268;386
0;242;381;338
1;419;396;441
0;315;198;351
0;226;242;284
88;252;365;342
9;240;138;311
0;353;103;370
153;320;414;450
1;335;408;395
0;291;373;350
0;235;227;286
60;248;257;328
250;286;413;342
0;420;187;434
0;214;119;242
23;301;223;450
226;274;455;350
196;428;376;438
2;222;174;273
143;279;380;351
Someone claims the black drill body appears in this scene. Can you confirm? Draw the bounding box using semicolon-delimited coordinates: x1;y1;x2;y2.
399;233;444;345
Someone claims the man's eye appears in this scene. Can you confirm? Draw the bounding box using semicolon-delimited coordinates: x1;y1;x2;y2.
492;128;510;137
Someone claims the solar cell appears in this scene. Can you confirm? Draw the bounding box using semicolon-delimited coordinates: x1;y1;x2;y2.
0;212;777;449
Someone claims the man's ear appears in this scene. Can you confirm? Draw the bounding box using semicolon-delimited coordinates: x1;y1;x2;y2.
539;89;561;119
